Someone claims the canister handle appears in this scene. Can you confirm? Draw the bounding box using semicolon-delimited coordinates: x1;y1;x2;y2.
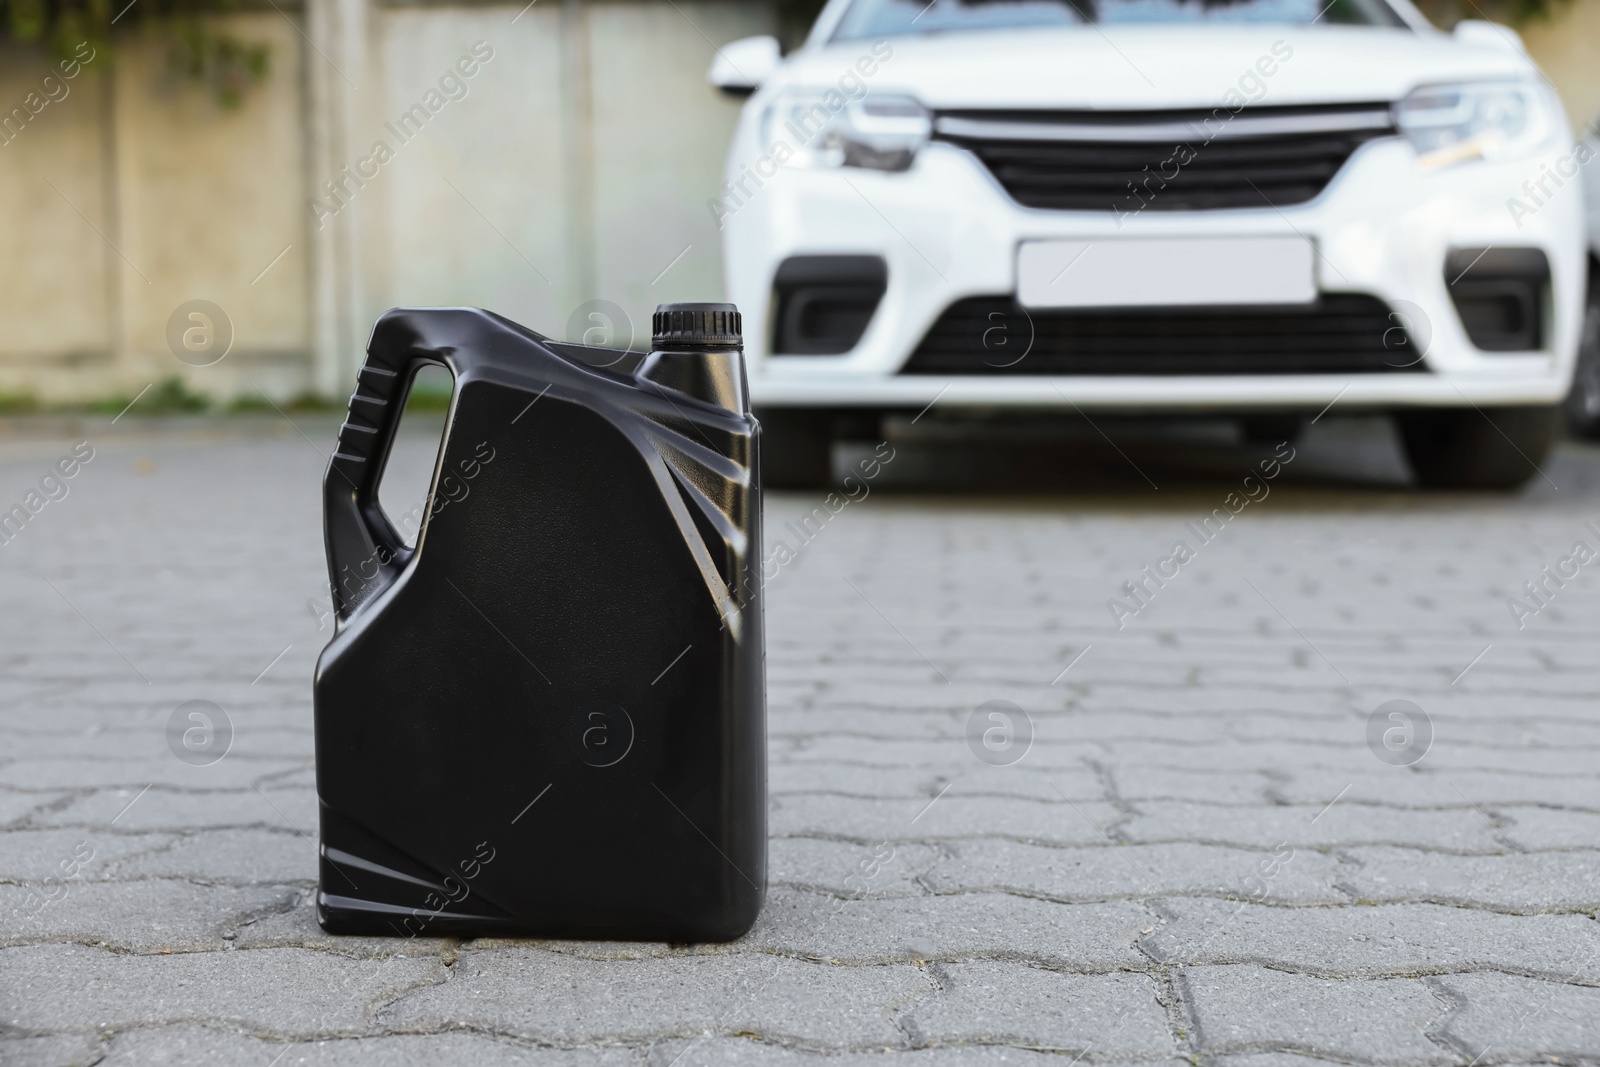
322;327;451;623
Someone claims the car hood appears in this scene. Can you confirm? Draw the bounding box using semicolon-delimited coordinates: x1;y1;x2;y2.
778;25;1536;110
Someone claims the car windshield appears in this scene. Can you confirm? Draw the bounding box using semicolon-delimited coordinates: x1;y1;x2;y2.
831;0;1406;39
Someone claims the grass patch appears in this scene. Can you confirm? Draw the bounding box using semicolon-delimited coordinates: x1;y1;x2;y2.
0;393;41;414
0;378;352;418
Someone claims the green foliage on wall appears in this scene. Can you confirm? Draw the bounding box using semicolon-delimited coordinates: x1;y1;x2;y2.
163;15;270;108
1;0;270;108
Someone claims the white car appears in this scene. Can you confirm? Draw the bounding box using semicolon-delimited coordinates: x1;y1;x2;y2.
708;0;1587;488
1561;113;1600;436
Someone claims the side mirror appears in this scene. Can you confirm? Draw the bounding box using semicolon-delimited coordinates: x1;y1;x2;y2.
1452;19;1526;53
708;36;781;98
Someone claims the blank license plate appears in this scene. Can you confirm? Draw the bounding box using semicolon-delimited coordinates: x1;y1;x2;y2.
1017;236;1316;309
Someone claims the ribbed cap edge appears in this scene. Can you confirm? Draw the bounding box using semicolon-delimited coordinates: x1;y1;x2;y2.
652;303;742;349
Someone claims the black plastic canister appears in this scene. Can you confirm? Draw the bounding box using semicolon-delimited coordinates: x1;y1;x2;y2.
313;302;765;941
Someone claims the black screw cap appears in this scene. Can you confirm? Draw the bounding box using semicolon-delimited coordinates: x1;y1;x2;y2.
652;303;742;350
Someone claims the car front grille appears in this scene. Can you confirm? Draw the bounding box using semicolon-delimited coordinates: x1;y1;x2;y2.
901;295;1426;376
933;104;1396;212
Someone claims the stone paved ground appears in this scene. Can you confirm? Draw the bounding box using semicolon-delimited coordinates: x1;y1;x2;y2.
2;412;1600;1066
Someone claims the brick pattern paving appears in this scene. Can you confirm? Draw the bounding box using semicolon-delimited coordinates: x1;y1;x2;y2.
1;417;1598;1065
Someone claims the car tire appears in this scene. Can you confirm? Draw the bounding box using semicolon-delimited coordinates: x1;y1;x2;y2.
1563;274;1600;438
1395;406;1559;490
756;407;834;489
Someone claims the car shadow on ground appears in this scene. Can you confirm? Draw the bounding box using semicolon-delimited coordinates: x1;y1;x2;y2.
829;414;1590;504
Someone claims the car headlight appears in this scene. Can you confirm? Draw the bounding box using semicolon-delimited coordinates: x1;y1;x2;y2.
1395;80;1558;168
761;90;930;172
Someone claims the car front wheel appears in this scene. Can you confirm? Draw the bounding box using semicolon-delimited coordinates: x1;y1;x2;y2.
1395;406;1559;490
755;407;834;489
1563;274;1600;438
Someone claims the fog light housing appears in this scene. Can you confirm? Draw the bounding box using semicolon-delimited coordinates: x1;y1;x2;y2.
771;255;887;355
1444;247;1549;352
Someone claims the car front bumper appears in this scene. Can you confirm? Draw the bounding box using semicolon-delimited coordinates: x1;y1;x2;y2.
724;134;1587;413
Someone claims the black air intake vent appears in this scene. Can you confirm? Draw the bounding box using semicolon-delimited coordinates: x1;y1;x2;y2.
902;295;1427;376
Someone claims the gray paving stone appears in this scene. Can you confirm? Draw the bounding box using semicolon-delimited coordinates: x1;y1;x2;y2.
260;764;320;790
780;738;1103;770
0;943;444;1035
1;690;312;721
0;728;314;762
1101;740;1600;778
1398;745;1600;776
33;786;319;833
781;684;1077;716
97;1026;643;1065
1211;1055;1361;1067
1079;686;1359;717
0;829;171;881
770;762;1104;802
226;899;453;957
923;840;1344;904
770;837;942;896
1181;965;1448;1063
1149;898;1600;982
1122;802;1502;852
10;424;1600;1062
1096;714;1347;747
768;708;977;740
0;678;80;703
770;795;1121;844
1274;768;1600;810
1497;807;1600;850
901;963;1172;1055
1339;846;1600;911
0;879;296;950
646;1040;1175;1065
106;828;315;884
1233;715;1553;749
1106;767;1273;805
0;1032;104;1067
0;789;67;828
775;709;1382;752
385;946;929;1047
1433;973;1600;1059
746;888;1150;967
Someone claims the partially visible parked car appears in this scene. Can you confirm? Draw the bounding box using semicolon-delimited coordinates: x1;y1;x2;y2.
1562;115;1600;436
710;0;1588;489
